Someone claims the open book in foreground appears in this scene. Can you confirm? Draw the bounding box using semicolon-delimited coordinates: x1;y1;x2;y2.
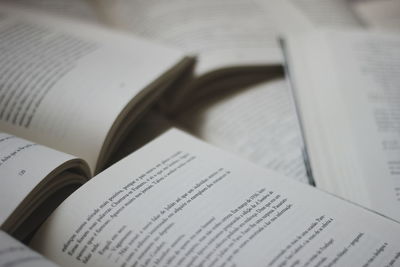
0;4;191;239
283;30;400;221
26;128;400;267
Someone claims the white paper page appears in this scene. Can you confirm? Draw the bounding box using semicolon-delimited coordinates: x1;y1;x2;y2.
98;0;363;76
0;0;101;23
0;231;58;267
286;31;400;221
107;110;173;165
0;133;76;227
351;0;400;31
31;129;400;267
98;0;285;75
282;0;364;27
0;5;184;171
177;79;309;184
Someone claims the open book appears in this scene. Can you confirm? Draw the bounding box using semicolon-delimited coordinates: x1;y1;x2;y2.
14;0;366;186
283;30;400;221
0;132;90;240
0;0;366;241
23;128;400;267
91;0;367;111
0;0;372;188
3;0;365;111
0;4;191;239
0;4;191;173
87;0;366;185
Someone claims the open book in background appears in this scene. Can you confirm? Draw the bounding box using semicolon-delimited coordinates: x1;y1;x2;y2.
176;78;311;184
28;129;400;267
86;0;367;183
284;30;400;221
1;0;102;23
10;0;368;185
1;0;365;111
0;4;191;174
0;3;191;240
95;0;365;111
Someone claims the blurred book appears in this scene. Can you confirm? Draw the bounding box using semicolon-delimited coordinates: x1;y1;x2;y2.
284;30;400;221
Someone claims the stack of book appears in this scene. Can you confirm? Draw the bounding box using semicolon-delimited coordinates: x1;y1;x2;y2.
0;1;399;266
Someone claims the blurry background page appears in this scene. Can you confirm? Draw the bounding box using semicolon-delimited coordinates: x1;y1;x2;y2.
97;0;363;75
350;0;400;31
0;0;101;23
176;79;310;184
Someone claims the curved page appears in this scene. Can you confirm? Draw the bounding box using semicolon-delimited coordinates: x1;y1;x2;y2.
0;132;89;236
285;30;400;221
0;4;185;172
98;0;362;76
31;129;400;267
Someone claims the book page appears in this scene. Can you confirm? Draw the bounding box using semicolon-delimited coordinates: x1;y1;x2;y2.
107;97;308;185
0;231;58;267
97;0;362;76
282;0;364;27
0;0;101;23
285;31;400;221
109;78;309;184
351;0;400;31
176;79;309;184
31;129;400;267
0;132;82;229
106;110;173;166
97;0;285;75
0;5;185;171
